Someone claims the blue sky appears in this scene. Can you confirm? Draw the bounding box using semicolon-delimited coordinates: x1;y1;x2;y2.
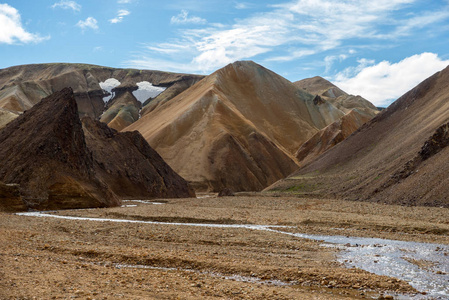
1;0;449;107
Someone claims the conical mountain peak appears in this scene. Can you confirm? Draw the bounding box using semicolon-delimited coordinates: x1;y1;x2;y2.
126;61;348;192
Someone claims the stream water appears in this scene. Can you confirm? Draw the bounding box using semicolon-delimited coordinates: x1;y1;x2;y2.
17;211;449;299
268;229;449;299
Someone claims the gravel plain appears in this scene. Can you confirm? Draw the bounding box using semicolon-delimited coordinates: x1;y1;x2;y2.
1;195;448;299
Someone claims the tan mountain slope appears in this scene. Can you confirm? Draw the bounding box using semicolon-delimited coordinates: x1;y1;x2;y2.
0;108;19;130
295;76;347;99
295;76;379;115
293;77;379;164
0;63;203;129
295;108;373;165
99;90;140;131
125;61;347;192
268;65;449;207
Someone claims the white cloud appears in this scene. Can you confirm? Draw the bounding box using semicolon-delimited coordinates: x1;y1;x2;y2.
117;0;132;3
145;43;192;55
0;3;49;44
109;9;130;24
128;0;449;74
171;10;207;25
76;17;98;31
389;10;449;38
235;2;255;9
333;53;449;107
51;0;81;12
266;49;316;62
324;54;349;73
125;56;200;74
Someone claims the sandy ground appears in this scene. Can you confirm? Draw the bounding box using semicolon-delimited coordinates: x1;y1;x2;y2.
1;194;448;299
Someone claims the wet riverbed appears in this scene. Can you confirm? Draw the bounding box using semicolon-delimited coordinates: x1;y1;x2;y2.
17;211;449;299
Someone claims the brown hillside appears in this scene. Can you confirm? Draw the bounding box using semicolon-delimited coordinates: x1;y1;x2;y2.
99;91;140;131
82;117;195;199
0;182;25;212
295;76;378;115
0;88;119;211
268;65;449;207
295;76;347;99
0;88;194;211
295;109;373;165
0;63;203;128
125;61;347;192
293;76;378;164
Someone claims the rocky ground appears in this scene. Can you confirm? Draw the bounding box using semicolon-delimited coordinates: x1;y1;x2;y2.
1;194;448;299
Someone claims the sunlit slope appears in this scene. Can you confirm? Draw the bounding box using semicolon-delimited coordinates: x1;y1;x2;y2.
126;61;347;192
268;65;449;207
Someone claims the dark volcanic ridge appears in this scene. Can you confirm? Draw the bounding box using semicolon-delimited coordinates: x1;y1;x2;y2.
0;88;194;212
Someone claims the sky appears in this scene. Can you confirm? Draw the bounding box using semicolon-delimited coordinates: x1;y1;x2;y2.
1;0;449;107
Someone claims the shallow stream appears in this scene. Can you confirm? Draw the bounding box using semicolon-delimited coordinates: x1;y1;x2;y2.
17;211;449;299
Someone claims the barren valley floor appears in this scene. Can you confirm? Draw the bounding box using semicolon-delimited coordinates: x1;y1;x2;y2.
1;195;448;299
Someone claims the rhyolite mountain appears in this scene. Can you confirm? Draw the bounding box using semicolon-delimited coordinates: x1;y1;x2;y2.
267;65;449;207
125;61;377;192
295;109;373;165
0;61;379;195
295;76;378;116
0;63;203;130
293;76;379;164
0;88;194;211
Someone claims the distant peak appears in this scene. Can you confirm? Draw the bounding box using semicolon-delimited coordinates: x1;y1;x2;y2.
221;60;263;71
213;60;273;79
232;60;257;66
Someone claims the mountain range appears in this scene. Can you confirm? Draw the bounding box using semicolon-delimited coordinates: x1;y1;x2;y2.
0;63;203;131
126;61;377;192
268;64;449;207
18;59;449;210
0;61;377;195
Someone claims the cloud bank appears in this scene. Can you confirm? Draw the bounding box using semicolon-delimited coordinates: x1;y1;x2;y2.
0;4;48;44
128;0;449;75
333;53;449;107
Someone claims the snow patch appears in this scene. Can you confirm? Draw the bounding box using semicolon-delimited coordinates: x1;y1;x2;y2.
132;81;166;103
99;78;121;103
